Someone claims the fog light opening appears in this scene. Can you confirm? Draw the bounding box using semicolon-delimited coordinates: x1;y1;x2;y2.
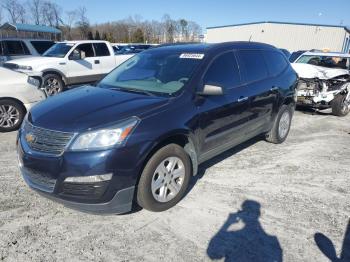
64;173;113;183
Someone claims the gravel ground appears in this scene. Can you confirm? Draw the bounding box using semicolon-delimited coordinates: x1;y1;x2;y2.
0;109;349;262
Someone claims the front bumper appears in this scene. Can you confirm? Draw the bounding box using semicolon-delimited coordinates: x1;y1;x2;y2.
17;130;144;214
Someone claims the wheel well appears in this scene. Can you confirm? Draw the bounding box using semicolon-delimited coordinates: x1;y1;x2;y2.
136;134;197;188
42;71;65;84
283;96;295;106
0;97;27;114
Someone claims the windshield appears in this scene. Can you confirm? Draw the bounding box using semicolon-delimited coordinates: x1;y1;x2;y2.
295;55;350;70
99;51;203;95
43;43;74;58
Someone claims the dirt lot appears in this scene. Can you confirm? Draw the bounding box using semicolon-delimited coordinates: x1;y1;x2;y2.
0;109;349;262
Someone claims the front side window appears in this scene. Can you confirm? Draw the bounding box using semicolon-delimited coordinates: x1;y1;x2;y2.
93;43;110;56
203;52;241;89
236;50;268;83
74;44;95;58
43;43;74;58
99;51;203;95
263;50;289;76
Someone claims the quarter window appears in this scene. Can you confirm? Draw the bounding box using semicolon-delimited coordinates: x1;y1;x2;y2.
236;50;268;83
204;52;241;89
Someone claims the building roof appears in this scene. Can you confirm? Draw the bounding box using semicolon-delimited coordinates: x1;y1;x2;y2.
0;23;61;34
207;21;350;31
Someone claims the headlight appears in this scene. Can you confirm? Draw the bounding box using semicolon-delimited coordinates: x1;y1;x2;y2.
70;117;139;151
27;76;40;87
18;65;32;70
64;173;112;183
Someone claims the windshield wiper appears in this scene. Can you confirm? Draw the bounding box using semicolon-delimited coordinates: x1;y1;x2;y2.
110;87;156;97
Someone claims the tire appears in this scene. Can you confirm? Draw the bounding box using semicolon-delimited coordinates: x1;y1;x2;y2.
331;94;349;117
43;73;64;96
137;144;192;212
0;99;26;132
266;104;293;144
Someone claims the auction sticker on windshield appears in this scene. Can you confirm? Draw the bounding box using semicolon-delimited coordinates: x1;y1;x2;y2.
179;53;205;59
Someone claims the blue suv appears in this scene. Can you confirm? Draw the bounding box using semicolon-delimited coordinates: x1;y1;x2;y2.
17;42;298;214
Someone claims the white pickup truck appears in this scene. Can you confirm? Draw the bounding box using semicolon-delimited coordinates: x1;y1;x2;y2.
4;40;135;95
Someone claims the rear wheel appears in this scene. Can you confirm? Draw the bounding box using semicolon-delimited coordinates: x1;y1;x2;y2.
43;73;64;96
266;104;293;144
0;99;25;132
137;144;191;212
331;93;349;117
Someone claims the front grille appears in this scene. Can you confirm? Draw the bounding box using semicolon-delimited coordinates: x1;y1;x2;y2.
22;167;56;193
23;121;74;156
3;63;18;69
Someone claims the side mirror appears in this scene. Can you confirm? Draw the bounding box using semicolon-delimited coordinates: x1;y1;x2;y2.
69;50;81;60
198;84;224;96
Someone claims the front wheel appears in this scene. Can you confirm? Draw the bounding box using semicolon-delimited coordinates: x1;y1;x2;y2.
0;99;26;132
266;104;293;144
43;73;64;96
137;144;191;212
331;93;349;117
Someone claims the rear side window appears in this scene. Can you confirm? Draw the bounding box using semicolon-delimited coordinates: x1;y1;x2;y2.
93;43;110;56
236;50;268;83
30;41;54;55
263;50;289;76
3;41;30;55
204;52;241;89
75;43;95;57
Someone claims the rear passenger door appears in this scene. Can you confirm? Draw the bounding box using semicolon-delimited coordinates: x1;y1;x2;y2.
235;49;278;135
93;43;115;76
198;51;251;162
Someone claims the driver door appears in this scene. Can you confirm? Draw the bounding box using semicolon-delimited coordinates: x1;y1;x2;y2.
66;43;101;84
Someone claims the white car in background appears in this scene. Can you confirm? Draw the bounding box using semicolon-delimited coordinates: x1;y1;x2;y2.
0;68;46;132
292;51;350;116
4;40;133;96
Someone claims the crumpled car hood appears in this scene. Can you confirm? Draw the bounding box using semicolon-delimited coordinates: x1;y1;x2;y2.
292;63;349;80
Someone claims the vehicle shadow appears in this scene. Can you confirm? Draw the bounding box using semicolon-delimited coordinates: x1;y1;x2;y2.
207;200;283;261
314;219;350;261
187;135;262;194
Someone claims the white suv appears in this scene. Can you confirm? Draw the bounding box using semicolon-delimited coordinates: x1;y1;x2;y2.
4;40;133;96
0;39;54;65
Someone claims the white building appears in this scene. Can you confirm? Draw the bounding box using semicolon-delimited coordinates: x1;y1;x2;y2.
206;21;350;53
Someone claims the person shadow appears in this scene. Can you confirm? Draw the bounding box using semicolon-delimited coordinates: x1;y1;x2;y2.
207;200;283;262
314;219;350;261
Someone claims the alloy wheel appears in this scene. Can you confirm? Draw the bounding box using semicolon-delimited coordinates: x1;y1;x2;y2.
278;110;291;139
0;104;20;128
45;77;62;96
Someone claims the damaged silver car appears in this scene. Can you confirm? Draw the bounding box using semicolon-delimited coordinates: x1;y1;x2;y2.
292;52;350;116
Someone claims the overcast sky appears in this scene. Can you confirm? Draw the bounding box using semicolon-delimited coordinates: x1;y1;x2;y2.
54;0;350;30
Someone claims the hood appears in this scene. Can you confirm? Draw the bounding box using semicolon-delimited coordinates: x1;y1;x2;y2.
29;86;170;132
0;67;28;85
292;63;349;80
6;56;62;66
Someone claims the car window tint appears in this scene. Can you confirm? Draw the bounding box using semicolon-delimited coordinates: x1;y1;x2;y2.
30;41;54;55
93;43;110;56
204;52;241;89
75;43;95;57
4;41;27;55
263;50;288;76
0;42;4;56
236;50;268;83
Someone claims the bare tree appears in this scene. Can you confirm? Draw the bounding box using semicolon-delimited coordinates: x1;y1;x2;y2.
41;1;61;27
62;10;77;39
76;6;90;39
0;6;3;24
162;14;177;43
1;0;25;23
28;0;42;25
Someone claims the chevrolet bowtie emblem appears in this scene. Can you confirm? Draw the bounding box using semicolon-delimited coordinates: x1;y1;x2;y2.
25;133;36;144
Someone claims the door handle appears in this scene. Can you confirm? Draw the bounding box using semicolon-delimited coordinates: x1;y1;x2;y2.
94;60;100;64
237;96;248;102
270;86;279;92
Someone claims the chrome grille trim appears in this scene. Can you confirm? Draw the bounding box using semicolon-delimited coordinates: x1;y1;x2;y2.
23;121;75;156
